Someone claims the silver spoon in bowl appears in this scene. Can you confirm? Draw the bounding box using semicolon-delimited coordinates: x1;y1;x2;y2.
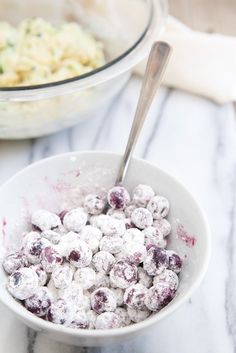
115;41;172;185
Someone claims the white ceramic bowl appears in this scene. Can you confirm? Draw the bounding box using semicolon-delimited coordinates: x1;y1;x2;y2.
0;151;211;346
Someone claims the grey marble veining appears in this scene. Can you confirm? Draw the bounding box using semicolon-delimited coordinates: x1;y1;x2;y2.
0;76;236;353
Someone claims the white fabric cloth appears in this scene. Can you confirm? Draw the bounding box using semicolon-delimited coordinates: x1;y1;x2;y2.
135;16;236;104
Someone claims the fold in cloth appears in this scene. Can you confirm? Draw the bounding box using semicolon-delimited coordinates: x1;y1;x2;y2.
134;16;236;104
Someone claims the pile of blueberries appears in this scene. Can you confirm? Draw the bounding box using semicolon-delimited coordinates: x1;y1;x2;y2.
2;184;182;330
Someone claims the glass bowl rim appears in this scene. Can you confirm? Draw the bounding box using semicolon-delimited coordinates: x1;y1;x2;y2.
0;0;155;94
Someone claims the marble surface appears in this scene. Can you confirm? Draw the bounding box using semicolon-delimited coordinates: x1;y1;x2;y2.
0;76;236;353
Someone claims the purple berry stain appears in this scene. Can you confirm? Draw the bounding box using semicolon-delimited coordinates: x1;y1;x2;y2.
32;224;42;232
2;217;7;242
94;290;108;312
58;210;68;222
68;250;80;262
176;223;196;247
13;272;21;286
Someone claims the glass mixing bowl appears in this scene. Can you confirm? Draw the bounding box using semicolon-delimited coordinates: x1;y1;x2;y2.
0;0;167;139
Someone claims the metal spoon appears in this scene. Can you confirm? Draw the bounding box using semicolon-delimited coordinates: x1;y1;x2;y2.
115;41;172;185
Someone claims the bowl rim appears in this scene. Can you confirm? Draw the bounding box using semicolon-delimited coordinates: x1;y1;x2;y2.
0;0;167;101
0;151;211;338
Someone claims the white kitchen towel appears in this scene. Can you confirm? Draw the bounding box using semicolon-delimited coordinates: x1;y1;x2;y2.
135;16;236;104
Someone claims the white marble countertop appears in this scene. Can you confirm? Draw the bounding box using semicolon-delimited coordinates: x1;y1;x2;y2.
0;76;236;353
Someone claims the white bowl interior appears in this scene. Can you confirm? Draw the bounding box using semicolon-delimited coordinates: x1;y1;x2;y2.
0;152;210;346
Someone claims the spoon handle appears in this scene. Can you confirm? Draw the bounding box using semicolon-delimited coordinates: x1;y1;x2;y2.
115;41;172;185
